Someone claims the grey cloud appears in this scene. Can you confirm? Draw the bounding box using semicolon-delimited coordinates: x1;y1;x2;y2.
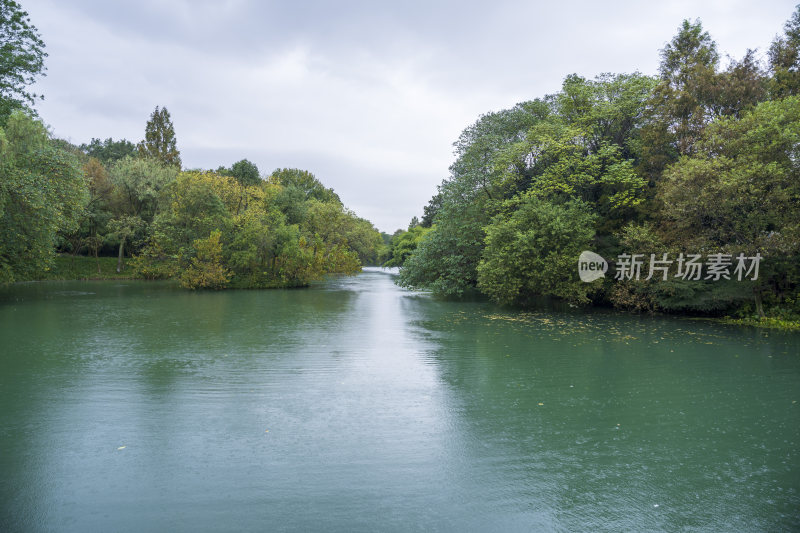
22;0;798;232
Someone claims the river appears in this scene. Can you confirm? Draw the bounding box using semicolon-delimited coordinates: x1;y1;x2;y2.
1;268;798;531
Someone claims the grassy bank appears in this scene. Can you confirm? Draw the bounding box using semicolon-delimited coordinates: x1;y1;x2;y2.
714;316;800;332
34;255;138;281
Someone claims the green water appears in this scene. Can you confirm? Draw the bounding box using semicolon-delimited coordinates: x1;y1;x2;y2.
0;269;798;532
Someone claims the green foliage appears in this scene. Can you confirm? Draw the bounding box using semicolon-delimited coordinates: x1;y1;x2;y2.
131;170;378;289
0;111;87;282
137;106;181;168
655;96;800;315
401;7;800;320
400;73;655;296
716;316;800;331
383;225;431;267
477;197;597;305
180;230;231;289
421;192;442;227
80;137;136;164
604;222;750;313
270;168;341;204
154;170;234;249
273;184;308;225
658;96;800;251
33;254;136;280
769;6;800;98
0;14;380;291
229;159;261;186
109;156;178;219
0;0;46;119
654;19;719;155
397;180;490;297
555;72;657;155
106;156;178;270
303;199;380;269
714;50;767;118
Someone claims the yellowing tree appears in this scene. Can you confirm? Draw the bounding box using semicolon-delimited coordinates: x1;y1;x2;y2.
180;230;231;289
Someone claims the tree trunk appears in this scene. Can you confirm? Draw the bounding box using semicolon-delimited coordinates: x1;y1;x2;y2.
117;236;126;273
754;287;764;319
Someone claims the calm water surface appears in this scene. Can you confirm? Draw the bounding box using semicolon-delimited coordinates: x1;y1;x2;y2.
1;268;798;532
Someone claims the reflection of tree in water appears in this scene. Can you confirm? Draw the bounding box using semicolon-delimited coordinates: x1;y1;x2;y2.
412;304;800;531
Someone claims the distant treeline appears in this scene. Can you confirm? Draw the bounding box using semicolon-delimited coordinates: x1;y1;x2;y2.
0;109;382;288
386;9;800;321
1;0;385;289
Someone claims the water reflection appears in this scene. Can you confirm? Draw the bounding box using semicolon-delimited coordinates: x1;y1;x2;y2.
415;300;800;531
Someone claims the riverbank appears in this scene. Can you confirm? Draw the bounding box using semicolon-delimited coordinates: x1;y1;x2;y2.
33;255;137;281
714;316;800;332
28;254;337;288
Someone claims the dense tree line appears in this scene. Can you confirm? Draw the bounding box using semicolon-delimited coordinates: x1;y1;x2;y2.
0;0;382;288
398;9;800;321
0;107;382;288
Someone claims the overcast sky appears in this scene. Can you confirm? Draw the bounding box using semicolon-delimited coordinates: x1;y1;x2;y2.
24;0;797;232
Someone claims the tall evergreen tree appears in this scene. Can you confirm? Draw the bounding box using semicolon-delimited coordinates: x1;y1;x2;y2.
654;19;719;156
137;106;181;168
769;6;800;98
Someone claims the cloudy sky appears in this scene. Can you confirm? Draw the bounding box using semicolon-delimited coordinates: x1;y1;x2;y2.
24;0;797;232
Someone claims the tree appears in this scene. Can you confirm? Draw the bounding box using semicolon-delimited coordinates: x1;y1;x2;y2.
653;19;719;155
109;156;177;220
80;137;136;164
270;168;341;203
503;120;647;231
383;225;431;268
0;110;87;281
229;159;261;186
397;186;488;296
714;50;767;118
657;96;800;316
149;170;234;256
769;6;800;98
108;156;177;270
302;199;379;269
134;168;372;288
476;196;597;305
59;156;113;266
398;101;549;296
83;157;113;270
397;7;800;321
0;0;46;119
137;106;181;168
421;192;442;227
108;215;144;273
180;230;231;289
555;72;657;157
